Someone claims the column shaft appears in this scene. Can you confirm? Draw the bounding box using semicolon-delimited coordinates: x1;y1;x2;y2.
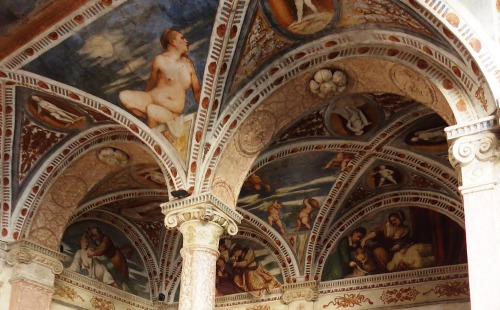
447;120;500;309
178;247;219;310
161;193;242;309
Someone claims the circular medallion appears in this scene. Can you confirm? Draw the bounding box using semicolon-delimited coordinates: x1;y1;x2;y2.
235;109;277;156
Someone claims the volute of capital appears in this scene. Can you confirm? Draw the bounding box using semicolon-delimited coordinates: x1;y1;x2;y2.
161;193;242;235
281;280;319;304
5;240;64;275
449;131;500;168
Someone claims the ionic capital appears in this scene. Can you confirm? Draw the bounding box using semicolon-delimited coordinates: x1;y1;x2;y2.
446;115;499;167
281;280;319;304
161;192;243;236
449;131;500;168
5;240;65;275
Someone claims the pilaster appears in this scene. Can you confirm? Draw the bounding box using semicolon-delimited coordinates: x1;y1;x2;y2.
0;240;64;310
161;192;242;310
446;114;500;310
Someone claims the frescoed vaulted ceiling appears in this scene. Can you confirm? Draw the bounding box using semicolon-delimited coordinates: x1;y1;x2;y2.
0;0;498;307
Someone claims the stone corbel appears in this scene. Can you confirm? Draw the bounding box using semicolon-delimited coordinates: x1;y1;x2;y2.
161;192;243;235
5;240;65;275
281;280;319;305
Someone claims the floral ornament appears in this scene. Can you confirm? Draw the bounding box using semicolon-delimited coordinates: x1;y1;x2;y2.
380;287;419;304
309;69;348;98
90;296;115;310
323;293;374;308
423;281;470;297
97;147;129;166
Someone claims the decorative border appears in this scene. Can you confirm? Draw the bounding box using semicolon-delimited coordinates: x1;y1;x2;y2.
213;265;468;308
56;270;154;309
319;264;468;293
159;230;182;302
0;85;15;239
188;0;251;192
445;115;499;140
68;189;169;224
409;0;500;100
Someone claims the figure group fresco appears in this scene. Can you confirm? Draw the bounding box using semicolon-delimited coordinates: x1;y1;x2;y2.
215;238;282;297
238;152;342;268
62;221;150;299
322;207;467;281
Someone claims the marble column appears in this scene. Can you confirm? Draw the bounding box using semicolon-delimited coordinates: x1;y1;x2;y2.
447;115;500;309
161;193;242;310
0;240;64;310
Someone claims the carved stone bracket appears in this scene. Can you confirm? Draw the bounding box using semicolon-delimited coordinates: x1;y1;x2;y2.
161;192;243;236
281;280;319;304
4;240;65;275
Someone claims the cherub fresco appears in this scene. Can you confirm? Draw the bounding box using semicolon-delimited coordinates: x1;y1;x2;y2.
267;200;286;235
32;95;85;126
242;173;271;194
322;208;467;281
326;95;377;137
295;198;320;231
322;152;354;172
238;152;339;266
119;29;201;139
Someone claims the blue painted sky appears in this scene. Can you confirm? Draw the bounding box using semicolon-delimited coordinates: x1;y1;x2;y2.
24;0;218;114
238;151;340;234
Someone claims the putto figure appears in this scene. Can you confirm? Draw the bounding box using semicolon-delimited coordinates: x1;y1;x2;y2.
119;29;201;138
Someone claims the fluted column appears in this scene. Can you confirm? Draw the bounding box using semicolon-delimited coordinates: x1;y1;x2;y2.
161;193;242;310
447;115;500;309
0;240;64;310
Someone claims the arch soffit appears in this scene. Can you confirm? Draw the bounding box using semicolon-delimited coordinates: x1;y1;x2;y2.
411;0;500;101
207;31;488;206
19;133;164;247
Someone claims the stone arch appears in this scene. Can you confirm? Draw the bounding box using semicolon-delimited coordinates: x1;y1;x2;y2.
208;42;480;206
22;134;165;248
0;70;188;188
